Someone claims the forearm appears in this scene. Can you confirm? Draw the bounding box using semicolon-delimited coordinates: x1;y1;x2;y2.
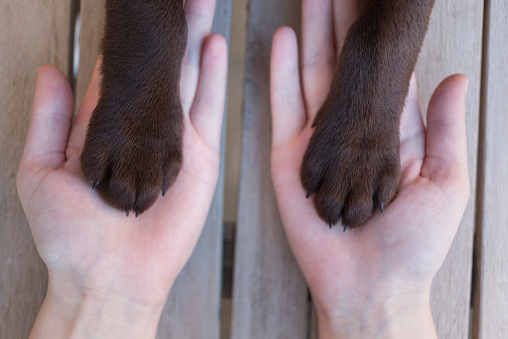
30;277;164;339
316;290;437;339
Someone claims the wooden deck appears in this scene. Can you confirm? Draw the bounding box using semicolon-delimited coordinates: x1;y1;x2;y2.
0;0;506;338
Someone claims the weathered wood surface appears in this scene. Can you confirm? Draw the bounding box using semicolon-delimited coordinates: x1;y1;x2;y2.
75;0;105;111
157;1;232;337
0;0;230;337
231;0;310;338
0;1;72;338
76;0;232;337
416;1;483;338
234;0;484;338
0;0;505;337
473;0;508;338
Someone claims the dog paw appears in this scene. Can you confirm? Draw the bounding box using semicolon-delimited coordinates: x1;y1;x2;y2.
301;101;401;229
80;0;188;216
81;101;183;216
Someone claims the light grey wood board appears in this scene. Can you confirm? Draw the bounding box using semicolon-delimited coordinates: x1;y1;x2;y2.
62;0;232;337
231;0;310;338
415;1;483;338
156;0;232;337
305;2;484;338
75;0;105;111
0;1;72;338
473;0;508;337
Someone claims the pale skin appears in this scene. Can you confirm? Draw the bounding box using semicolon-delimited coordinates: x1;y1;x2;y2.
17;0;227;337
19;0;468;338
270;0;469;338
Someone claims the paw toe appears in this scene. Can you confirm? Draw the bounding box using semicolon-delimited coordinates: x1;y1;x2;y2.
314;184;346;226
300;156;325;198
162;154;182;195
97;173;137;212
375;168;399;211
81;141;110;187
341;189;375;228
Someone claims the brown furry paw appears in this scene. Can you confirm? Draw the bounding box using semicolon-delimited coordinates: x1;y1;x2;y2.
80;102;183;216
299;0;437;229
301;101;401;229
80;0;187;216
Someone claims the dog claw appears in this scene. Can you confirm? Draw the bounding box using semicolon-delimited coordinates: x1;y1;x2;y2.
135;210;140;218
306;191;312;199
343;225;349;232
162;185;166;197
380;203;384;213
329;223;333;229
92;180;99;190
125;209;130;217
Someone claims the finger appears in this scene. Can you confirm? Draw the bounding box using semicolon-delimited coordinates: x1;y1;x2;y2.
301;0;336;116
270;27;307;147
399;73;425;169
422;74;469;189
20;66;73;171
66;58;101;161
333;0;364;53
401;74;424;140
181;0;217;114
190;34;228;151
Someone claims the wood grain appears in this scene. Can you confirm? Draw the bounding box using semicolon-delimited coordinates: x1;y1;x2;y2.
231;0;309;338
156;0;231;337
0;1;72;338
75;0;105;111
416;1;483;337
473;0;508;337
232;0;483;338
304;2;483;338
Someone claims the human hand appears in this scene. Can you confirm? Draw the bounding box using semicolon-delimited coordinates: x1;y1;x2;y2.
270;1;469;338
17;1;227;337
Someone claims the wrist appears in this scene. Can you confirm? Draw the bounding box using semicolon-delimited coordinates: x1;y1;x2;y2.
30;274;165;339
314;286;437;339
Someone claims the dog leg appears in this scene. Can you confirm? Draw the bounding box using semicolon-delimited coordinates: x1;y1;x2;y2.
301;0;435;228
81;0;187;216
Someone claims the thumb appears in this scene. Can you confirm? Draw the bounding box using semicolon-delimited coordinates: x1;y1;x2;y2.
21;66;73;165
422;74;469;193
18;66;73;198
189;33;228;152
270;27;306;147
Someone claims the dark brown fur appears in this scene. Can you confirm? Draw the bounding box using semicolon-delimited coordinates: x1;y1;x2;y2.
301;0;436;228
81;0;187;216
82;0;435;225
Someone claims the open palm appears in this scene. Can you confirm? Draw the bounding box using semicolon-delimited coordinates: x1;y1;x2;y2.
270;0;469;332
17;0;227;312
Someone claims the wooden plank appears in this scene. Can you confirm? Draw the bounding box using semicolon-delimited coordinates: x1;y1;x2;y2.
75;0;105;111
0;1;72;338
473;0;508;337
415;1;483;338
223;0;248;224
156;0;232;337
68;0;232;337
305;3;483;338
231;0;309;338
